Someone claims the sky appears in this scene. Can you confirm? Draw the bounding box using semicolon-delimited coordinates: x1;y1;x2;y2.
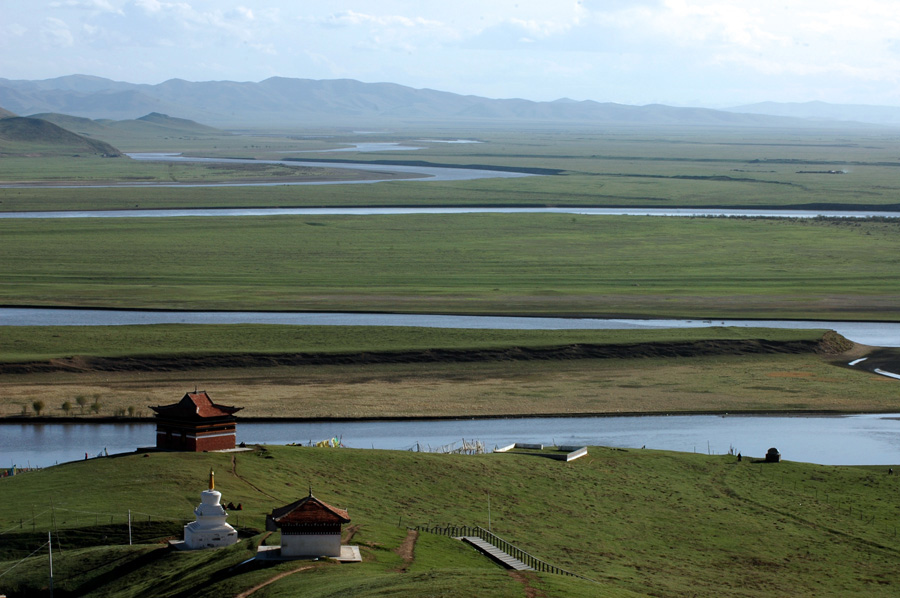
3;0;900;108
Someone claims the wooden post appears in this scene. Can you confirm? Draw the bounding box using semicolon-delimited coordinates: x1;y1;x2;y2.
48;531;54;598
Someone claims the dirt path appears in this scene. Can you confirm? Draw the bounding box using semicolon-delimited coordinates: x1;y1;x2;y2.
394;529;418;572
231;454;282;501
508;570;548;598
342;524;360;544
234;564;315;598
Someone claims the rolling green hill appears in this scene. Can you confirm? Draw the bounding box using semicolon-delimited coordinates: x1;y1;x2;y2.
1;445;898;597
28;111;230;150
0;116;122;157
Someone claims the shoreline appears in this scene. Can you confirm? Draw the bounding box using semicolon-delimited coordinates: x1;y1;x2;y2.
2;408;895;426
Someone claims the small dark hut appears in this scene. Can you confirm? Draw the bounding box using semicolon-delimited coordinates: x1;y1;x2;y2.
765;447;781;463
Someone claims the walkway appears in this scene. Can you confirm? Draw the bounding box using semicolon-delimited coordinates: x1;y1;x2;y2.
460;536;534;571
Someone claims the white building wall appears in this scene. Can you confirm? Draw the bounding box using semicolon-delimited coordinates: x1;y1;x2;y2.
281;533;341;557
184;523;238;549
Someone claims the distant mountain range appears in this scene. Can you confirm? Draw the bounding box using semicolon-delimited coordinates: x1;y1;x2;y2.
1;75;898;129
726;101;900;126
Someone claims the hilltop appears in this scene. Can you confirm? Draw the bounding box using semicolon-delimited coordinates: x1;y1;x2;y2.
27;111;229;150
0;116;122;157
1;445;898;597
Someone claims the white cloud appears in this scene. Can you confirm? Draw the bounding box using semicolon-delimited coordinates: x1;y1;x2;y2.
50;0;122;12
5;23;29;37
5;0;900;105
317;10;439;29
41;17;75;47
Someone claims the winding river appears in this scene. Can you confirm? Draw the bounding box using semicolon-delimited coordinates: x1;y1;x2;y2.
0;152;534;189
3;151;899;469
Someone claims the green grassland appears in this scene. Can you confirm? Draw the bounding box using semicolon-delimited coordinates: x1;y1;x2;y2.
2;214;898;320
0;155;396;184
4;125;900;211
2;446;900;596
3;120;899;597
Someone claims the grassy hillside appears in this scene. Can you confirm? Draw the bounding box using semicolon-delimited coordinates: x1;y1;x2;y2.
0;116;121;158
1;446;899;596
26;111;230;151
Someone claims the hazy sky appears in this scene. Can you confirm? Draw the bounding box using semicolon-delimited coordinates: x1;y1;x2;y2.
3;0;900;107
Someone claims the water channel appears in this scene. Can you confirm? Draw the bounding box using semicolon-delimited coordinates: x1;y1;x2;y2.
5;413;900;469
1;308;898;346
3;206;900;219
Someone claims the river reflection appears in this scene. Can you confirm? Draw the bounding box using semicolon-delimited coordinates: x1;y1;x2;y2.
3;414;899;469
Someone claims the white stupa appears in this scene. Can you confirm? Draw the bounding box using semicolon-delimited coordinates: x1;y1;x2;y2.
183;470;238;549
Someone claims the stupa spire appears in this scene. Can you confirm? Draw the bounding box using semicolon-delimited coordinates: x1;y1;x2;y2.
209;469;215;491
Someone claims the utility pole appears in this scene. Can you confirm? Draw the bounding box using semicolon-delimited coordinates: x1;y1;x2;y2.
128;510;132;546
48;531;54;598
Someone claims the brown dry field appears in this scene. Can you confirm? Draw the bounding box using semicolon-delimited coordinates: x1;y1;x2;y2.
3;346;898;420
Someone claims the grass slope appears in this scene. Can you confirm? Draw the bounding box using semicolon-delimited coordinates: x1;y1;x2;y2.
1;446;899;597
26;111;230;151
0;117;121;158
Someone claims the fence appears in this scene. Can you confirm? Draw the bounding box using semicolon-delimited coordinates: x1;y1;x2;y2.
411;524;596;582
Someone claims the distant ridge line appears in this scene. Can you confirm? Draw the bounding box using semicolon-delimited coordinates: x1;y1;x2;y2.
0;74;870;128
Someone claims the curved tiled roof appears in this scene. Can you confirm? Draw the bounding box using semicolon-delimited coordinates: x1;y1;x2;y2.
150;391;242;419
268;494;351;526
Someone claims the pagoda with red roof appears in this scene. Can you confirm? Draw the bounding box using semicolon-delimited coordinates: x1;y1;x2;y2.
266;492;351;557
150;391;242;452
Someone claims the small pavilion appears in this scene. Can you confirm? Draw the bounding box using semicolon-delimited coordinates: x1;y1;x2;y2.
150;391;242;452
266;492;352;558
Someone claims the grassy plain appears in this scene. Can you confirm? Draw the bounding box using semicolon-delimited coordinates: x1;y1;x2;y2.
2;345;894;420
2;214;898;320
4;325;892;419
4;126;900;211
3;118;899;597
2;446;900;596
0;155;412;185
1;125;898;419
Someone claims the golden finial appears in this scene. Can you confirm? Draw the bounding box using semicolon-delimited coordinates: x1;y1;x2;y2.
209;468;215;491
